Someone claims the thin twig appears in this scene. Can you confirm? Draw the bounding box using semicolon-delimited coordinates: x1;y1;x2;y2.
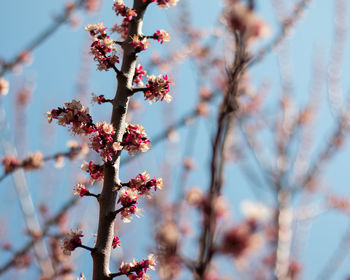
0;146;86;184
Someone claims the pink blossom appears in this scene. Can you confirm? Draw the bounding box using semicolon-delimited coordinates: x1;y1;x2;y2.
0;77;9;96
113;0;137;20
133;64;147;87
85;22;120;71
73;183;90;197
81;160;104;181
142;0;178;8
221;219;260;258
144;74;172;103
61;229;83;256
2;152;43;174
21;151;44;171
186;187;204;206
119;254;156;279
128;170;163;197
2;155;19;174
84;0;100;13
130;35;149;52
122;123;151;155
111;19;129;39
47;100;93;135
223;3;270;43
89;121;122;162
118;188;140;223
153;30;170;44
92;93;109;104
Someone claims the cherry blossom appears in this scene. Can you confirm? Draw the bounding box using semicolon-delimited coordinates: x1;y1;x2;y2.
112;236;121;249
118;188;141;223
223;2;270;43
142;0;178;8
122;123;151;155
0;77;9;96
81;160;104;181
73;183;90;197
61;229;83;256
128;170;163;197
144;74;172;103
91;93;109;104
130;35;149;52
2;155;19;174
89;121;122;162
133;64;147;86
85;22;119;71
47;100;93;135
113;0;137;20
152;30;170;44
119;254;157;279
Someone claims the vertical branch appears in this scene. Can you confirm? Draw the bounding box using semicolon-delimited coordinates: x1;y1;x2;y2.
195;34;248;278
274;190;292;280
92;1;149;279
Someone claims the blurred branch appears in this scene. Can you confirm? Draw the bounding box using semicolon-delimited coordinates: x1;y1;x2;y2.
195;33;249;278
274;190;293;280
0;145;87;184
297;116;347;191
327;0;347;116
237;118;275;189
0;197;78;276
121;91;220;165
0;0;87;76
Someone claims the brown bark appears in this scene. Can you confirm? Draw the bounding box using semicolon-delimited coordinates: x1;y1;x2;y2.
92;1;149;279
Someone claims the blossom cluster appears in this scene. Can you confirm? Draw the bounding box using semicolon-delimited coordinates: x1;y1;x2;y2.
111;0;137;39
122;123;151;155
74;183;90;197
221;219;260;258
113;0;137;20
130;35;150;52
144;75;172;103
118;171;162;222
112;236;121;249
128;170;163;197
48;101;126;162
118;188;141;223
0;77;9;96
85;22;119;71
92;93;110;105
81;160;104;181
61;229;83;256
89;122;122;162
152;30;171;44
133;64;147;86
223;2;270;43
143;0;179;8
83;0;100;13
119;254;157;280
186;188;229;219
2;152;43;174
47;100;93;135
48;101;153;164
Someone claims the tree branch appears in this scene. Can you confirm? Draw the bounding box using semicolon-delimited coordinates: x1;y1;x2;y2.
92;1;150;279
